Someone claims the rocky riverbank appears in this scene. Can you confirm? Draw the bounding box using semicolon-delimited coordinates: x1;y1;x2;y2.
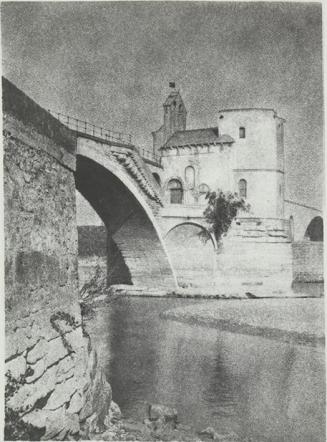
89;402;246;442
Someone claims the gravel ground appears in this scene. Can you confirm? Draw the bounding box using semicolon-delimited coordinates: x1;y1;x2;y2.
161;298;325;346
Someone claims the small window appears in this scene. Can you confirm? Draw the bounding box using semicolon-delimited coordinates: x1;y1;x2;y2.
279;184;282;196
239;127;246;138
168;179;183;204
238;179;247;198
185;166;195;189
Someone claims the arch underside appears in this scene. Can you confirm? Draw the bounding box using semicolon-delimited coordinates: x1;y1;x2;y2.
75;155;176;289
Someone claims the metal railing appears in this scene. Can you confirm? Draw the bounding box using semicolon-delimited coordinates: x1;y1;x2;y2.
48;110;132;145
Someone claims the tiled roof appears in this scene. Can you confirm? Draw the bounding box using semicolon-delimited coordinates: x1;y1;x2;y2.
161;127;234;149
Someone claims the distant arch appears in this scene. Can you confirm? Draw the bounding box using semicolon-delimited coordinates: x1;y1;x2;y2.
152;172;161;186
304;216;323;241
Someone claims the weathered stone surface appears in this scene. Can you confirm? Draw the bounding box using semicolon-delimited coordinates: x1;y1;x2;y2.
25;358;46;383
42;408;80;440
55;354;75;384
44;375;77;410
6;354;27;379
4;79;111;440
67;391;84;415
8;362;58;410
26;336;68;365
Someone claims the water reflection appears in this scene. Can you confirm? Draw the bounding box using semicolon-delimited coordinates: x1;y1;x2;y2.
85;297;325;442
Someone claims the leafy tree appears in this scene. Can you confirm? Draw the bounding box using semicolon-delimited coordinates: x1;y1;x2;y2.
201;189;250;244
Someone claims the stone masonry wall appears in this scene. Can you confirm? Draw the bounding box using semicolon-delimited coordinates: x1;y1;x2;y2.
215;240;293;290
292;241;324;282
4;78;112;440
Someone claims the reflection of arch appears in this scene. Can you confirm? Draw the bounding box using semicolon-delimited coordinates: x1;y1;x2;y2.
75;145;177;288
304;216;323;241
168;179;183;204
238;179;247;198
152;172;161;186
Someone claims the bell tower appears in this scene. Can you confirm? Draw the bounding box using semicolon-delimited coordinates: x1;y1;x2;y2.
163;88;187;142
152;84;187;157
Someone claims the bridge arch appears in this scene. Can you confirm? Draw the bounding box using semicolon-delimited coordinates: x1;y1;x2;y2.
165;221;217;249
304;216;323;241
164;221;217;287
76;139;177;289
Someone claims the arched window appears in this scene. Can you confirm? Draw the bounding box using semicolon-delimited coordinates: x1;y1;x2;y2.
179;104;183;112
239;127;246;138
185;166;195;189
238;179;247;198
168;179;183;204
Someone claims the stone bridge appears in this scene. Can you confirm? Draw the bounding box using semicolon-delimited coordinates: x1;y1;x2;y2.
4;75;323;440
3;77;179;439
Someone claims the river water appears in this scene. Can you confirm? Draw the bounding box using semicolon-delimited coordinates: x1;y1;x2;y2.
84;297;325;442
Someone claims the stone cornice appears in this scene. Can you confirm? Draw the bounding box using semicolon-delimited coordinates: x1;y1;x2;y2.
110;149;163;205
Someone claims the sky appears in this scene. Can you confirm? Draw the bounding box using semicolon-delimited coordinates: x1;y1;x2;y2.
1;1;323;209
